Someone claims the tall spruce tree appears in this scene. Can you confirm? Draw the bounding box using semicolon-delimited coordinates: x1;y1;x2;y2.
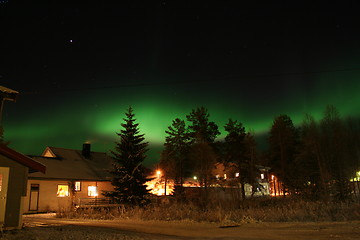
223;119;247;198
320;105;351;199
105;107;150;205
186;107;220;189
243;133;258;196
187;107;220;144
296;114;327;198
160;118;190;188
268;114;298;195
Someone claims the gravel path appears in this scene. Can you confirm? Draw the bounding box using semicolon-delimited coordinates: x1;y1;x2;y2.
15;214;360;240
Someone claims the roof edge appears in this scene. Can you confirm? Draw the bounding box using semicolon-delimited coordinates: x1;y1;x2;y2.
28;176;111;182
0;144;46;173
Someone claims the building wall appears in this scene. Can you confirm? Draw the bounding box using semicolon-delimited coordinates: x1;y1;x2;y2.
0;154;28;229
23;179;113;213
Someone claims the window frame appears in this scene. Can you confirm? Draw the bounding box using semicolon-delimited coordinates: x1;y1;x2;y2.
57;184;69;197
87;186;98;197
74;181;81;192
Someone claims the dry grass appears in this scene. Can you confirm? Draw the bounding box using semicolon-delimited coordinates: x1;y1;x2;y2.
56;197;360;224
0;225;146;240
222;198;360;222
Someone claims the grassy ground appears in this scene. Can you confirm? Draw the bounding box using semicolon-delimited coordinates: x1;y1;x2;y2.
57;197;360;223
3;198;358;240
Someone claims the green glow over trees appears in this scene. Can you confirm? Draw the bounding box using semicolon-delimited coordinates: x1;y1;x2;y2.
3;77;360;166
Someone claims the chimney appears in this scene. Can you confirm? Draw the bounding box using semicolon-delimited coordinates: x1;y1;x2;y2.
82;143;91;158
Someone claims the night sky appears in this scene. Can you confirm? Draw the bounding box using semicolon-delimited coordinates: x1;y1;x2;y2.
1;2;360;166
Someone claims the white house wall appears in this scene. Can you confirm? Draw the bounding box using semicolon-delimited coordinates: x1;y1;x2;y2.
23;180;114;213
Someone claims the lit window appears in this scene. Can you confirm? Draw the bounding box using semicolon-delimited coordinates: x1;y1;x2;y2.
224;174;227;179
57;185;69;197
75;181;81;191
216;175;220;179
261;173;265;179
235;173;240;178
88;186;98;197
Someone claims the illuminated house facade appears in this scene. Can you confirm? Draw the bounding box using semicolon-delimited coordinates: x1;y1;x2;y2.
351;171;360;196
23;144;114;213
212;163;271;197
148;163;272;198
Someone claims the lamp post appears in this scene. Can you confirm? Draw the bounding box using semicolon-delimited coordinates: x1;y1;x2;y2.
156;170;166;195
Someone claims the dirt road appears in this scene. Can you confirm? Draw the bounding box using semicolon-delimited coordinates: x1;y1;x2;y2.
22;214;360;240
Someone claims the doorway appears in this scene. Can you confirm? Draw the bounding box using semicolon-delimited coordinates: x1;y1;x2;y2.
29;184;40;211
0;167;9;224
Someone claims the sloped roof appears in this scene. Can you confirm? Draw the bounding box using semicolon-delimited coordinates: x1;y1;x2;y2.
0;144;46;173
29;146;113;181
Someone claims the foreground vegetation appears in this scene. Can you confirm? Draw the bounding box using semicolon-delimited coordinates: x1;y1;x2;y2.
0;225;145;240
2;197;359;240
57;197;360;223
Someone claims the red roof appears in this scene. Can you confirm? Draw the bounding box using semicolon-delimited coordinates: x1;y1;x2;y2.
0;144;46;173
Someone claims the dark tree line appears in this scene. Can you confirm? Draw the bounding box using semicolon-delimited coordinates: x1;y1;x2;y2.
159;107;221;201
160;105;360;202
159;107;259;202
107;105;360;206
267;105;360;200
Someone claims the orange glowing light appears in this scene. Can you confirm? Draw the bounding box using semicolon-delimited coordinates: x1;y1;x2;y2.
146;171;174;196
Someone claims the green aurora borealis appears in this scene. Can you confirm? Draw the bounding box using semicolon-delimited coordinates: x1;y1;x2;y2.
3;74;360;166
2;2;360;166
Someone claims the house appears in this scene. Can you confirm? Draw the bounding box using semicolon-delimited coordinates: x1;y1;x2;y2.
211;163;271;197
148;163;272;199
0;144;45;230
23;144;114;213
